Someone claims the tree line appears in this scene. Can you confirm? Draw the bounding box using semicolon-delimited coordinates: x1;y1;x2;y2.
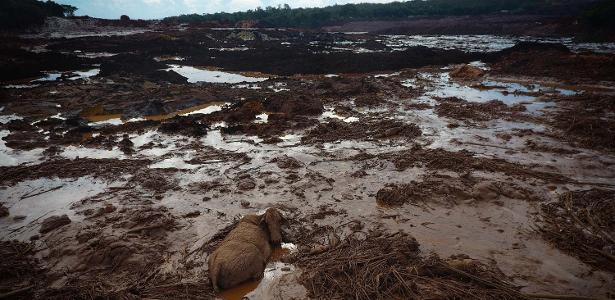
0;0;77;29
164;0;608;28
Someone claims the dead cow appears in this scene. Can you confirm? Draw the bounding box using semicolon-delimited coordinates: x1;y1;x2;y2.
208;208;283;291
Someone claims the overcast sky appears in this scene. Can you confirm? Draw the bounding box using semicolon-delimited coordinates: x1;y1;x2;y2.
55;0;400;20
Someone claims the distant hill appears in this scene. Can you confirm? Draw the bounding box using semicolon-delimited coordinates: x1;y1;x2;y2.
0;0;76;30
164;0;603;28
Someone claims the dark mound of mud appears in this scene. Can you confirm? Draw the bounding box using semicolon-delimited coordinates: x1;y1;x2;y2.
40;215;71;234
295;232;521;300
223;100;264;123
303;119;422;143
538;189;615;273
159;115;209;137
0;158;150;184
264;94;323;116
499;41;571;55
187;45;482;75
0;45;92;81
492;43;615;81
99;54;187;83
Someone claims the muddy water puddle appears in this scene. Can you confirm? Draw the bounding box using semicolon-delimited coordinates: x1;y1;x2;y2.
167;65;268;84
219;243;297;300
33;68;100;82
418;72;574;108
0;177;122;240
380;34;615;53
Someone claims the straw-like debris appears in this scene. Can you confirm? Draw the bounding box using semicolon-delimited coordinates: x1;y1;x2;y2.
0;241;42;299
537;189;615;273
295;232;523;300
435;97;525;123
302;119;422;143
381;147;571;183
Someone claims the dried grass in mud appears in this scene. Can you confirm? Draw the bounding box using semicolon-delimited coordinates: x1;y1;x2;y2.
295;232;523;300
0;241;42;299
550;93;615;152
537;189;615;273
380;147;572;184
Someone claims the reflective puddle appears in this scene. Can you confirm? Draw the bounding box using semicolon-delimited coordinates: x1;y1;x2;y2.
33;68;100;82
167;65;268;84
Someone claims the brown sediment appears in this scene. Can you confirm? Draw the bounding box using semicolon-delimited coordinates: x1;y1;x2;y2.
537;189;615;273
380;147;572;183
0;241;42;299
1;25;615;300
0;158;151;184
376;175;472;207
434;97;526;123
549;93;615;151
492;42;615;82
302;119;422;143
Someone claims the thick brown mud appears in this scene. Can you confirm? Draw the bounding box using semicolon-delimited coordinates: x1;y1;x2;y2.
1;25;615;300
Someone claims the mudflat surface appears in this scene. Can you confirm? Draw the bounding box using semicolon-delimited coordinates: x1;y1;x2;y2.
1;25;614;299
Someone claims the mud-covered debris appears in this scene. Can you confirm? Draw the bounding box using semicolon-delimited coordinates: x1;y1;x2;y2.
450;64;485;79
119;134;134;155
538;189;615;272
435;97;524;123
0;241;41;299
237;177;256;190
472;182;500;201
240;200;251;208
376;176;472;207
224;100;264;123
303;119;421;143
551;93;615;151
159;115;208;137
0;158;151;184
381;147;571;183
350;170;367;178
264;94;323;116
132;169;179;193
0;203;8;218
296;232;520;300
271;155;303;169
40;214;71;234
183;211;201;218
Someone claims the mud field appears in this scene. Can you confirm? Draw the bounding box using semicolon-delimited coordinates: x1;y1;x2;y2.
1;25;615;299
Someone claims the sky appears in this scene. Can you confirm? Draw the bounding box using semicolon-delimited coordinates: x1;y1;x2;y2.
54;0;400;20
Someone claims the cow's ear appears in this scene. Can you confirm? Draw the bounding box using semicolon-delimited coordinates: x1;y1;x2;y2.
259;214;266;225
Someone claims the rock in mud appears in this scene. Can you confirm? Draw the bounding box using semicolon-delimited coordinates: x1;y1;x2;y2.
472;182;499;201
119;134;134;154
272;155;303;169
40;215;71;234
376;185;407;207
237;177;256;190
450;64;485;79
0;203;8;218
224;101;264;123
